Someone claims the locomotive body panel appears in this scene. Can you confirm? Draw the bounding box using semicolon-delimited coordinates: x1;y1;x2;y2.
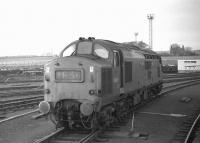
44;57;111;108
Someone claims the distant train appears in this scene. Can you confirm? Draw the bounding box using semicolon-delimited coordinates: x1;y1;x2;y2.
39;37;163;130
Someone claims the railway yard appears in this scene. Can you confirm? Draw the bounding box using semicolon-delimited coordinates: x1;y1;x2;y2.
1;0;200;142
0;72;200;143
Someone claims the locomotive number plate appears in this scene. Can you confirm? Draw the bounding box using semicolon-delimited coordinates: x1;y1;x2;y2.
55;70;83;82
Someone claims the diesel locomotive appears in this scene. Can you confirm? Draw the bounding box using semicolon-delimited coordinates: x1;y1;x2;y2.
39;37;163;130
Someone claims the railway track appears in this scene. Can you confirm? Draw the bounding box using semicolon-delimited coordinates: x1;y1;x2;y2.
162;79;200;92
0;84;43;91
0;89;44;98
184;113;200;143
163;76;200;83
173;109;200;143
161;75;200;143
163;72;200;79
32;79;200;143
33;118;129;143
0;96;43;113
0;79;43;84
33;128;100;143
0;74;43;83
0;84;44;98
0;83;44;113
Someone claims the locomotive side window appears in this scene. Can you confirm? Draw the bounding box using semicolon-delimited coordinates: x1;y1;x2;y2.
62;44;76;57
94;44;109;59
77;42;92;54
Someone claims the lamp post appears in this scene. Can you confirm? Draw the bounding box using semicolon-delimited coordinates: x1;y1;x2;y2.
147;14;154;50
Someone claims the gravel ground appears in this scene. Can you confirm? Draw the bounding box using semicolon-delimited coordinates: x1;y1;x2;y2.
104;84;200;143
0;109;55;143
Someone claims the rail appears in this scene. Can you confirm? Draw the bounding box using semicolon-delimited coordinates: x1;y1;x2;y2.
0;96;43;112
33;128;99;143
184;114;200;143
163;76;200;83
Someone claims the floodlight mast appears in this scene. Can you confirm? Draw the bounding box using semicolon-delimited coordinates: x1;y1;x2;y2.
147;14;154;50
134;32;138;43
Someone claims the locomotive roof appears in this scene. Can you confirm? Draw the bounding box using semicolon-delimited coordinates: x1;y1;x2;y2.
75;38;159;57
95;39;158;56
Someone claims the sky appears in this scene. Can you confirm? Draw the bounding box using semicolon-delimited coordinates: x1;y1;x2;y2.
0;0;199;56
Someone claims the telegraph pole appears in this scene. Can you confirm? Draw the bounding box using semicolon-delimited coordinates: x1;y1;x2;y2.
147;14;154;50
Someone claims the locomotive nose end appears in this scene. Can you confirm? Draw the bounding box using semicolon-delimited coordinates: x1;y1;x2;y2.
39;101;50;114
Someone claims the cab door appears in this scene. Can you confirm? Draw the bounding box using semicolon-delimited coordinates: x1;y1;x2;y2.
113;50;123;95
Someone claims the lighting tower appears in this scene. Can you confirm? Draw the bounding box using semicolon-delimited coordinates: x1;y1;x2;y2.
134;32;138;43
147;14;154;50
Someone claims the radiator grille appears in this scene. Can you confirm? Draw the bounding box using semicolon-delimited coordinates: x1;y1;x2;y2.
101;68;112;94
